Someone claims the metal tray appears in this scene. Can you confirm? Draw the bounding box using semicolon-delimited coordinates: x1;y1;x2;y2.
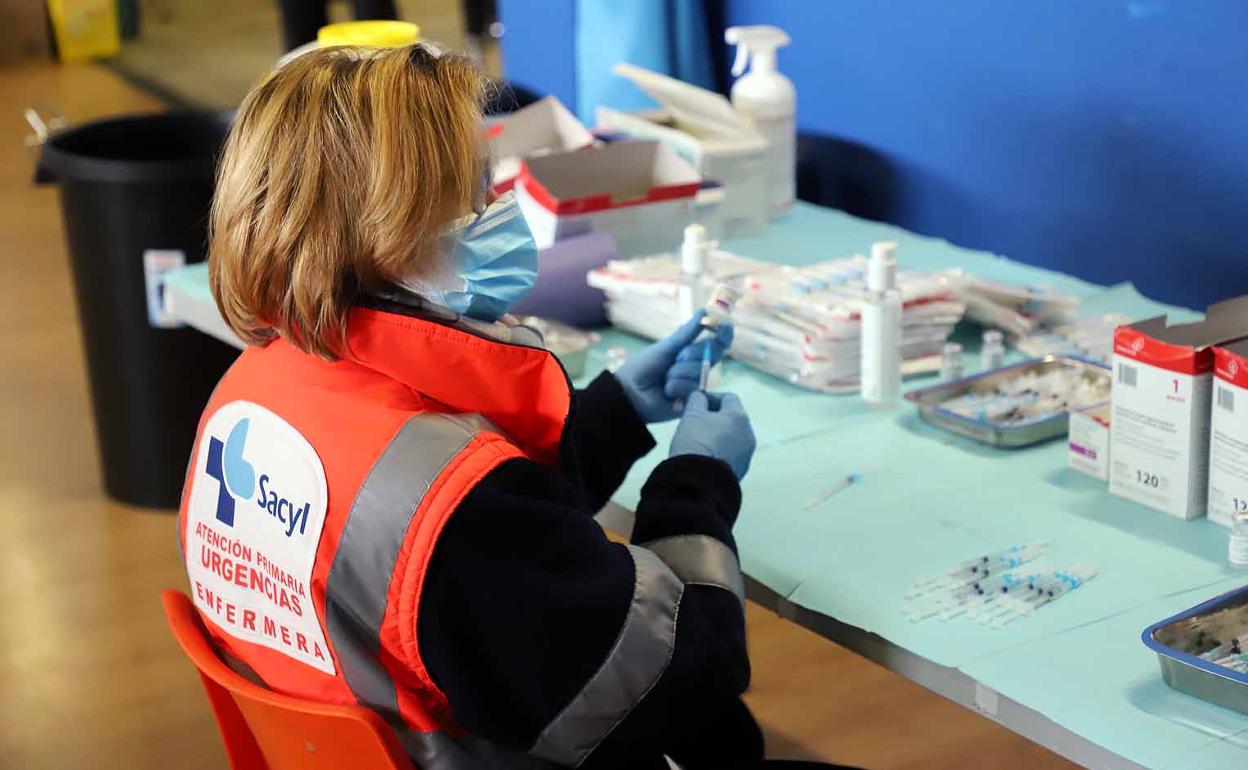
903;356;1111;448
1143;584;1248;716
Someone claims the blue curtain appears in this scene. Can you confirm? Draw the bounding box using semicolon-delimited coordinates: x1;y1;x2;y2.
574;0;716;123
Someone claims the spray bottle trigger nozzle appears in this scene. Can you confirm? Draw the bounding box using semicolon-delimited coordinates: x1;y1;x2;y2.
731;46;749;77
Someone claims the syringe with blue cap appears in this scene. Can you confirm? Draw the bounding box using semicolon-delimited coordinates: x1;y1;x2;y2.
906;542;1049;599
962;568;1049;621
905;568;1044;622
940;568;1048;621
988;564;1098;627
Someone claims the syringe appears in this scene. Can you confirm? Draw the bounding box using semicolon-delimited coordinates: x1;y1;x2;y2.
907;568;1042;622
698;341;714;392
1200;635;1246;662
907;542;1048;598
956;569;1044;621
1211;652;1248;674
972;569;1061;624
803;473;862;510
989;565;1098;627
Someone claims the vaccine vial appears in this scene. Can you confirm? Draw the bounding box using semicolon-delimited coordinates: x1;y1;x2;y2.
1230;512;1248;570
703;282;742;328
981;330;1005;371
605;346;629;373
940;342;965;382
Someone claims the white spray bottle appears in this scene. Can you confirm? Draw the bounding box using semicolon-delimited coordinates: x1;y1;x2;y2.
860;241;902;407
725;24;795;218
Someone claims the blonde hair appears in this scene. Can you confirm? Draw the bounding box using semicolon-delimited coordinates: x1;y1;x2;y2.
209;44;487;358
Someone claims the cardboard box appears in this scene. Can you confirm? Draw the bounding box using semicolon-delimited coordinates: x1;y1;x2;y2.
1069;403;1111;481
598;63;769;238
515;140;701;258
1109;297;1248;519
1209;339;1248;527
487;97;594;194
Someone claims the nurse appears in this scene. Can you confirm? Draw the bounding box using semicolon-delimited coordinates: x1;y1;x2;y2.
180;44;780;770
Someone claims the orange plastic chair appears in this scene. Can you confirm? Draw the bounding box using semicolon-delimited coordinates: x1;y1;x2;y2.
161;589;416;770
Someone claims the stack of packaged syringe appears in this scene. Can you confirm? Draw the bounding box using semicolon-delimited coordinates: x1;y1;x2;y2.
902;543;1098;628
954;275;1081;339
1015;313;1132;365
587;247;966;393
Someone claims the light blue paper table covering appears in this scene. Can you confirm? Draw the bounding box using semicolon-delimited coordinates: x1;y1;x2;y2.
167;202;1248;767
572;204;1248;768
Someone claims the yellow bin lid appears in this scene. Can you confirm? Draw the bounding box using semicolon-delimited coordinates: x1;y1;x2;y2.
317;20;420;48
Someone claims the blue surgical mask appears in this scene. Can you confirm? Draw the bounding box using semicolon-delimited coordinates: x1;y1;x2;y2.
425;191;539;322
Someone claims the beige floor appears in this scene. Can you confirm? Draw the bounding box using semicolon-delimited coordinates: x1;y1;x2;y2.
0;60;1077;769
112;0;497;109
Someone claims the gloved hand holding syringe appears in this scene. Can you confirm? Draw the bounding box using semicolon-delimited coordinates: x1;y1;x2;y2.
676;281;744;410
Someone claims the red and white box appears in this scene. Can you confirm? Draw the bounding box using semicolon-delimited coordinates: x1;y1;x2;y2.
1209;339;1248;527
515;140;702;257
1109;298;1248;519
486;96;594;193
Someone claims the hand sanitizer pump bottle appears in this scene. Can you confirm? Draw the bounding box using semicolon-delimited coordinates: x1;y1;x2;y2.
726;25;795;218
860;241;902;407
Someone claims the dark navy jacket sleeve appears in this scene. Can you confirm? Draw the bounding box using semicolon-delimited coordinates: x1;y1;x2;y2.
558;372;656;511
416;376;758;770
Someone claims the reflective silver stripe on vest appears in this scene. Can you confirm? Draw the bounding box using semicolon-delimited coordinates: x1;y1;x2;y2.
640;534;745;608
322;413;555;770
323;413;479;723
529;545;685;767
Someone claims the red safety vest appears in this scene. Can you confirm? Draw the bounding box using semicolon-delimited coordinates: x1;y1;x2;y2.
178;305;573;768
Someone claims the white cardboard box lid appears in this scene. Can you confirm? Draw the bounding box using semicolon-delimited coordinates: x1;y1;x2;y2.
488;96;593;182
1127;295;1248;350
613;62;757;139
595;105;766;157
520;140;700;213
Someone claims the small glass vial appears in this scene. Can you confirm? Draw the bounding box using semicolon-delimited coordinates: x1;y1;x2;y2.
981;330;1006;371
703;282;742;328
605;346;629;373
940;342;965;382
1230;512;1248;570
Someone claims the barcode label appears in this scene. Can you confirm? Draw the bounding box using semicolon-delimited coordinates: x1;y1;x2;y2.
1118;364;1138;387
1219;386;1235;412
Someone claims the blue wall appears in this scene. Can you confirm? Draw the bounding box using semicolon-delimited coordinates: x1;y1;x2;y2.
497;0;577;108
499;1;1248;310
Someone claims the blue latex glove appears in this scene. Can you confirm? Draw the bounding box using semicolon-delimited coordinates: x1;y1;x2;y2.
669;391;756;480
615;310;734;423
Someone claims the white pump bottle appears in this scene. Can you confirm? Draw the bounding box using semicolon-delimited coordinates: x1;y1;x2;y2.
725;25;795;218
860;241;903;407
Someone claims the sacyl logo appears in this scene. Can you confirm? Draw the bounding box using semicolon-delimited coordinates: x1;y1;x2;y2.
204;418;312;537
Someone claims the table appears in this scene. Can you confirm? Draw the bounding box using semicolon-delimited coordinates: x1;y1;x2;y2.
165;203;1248;770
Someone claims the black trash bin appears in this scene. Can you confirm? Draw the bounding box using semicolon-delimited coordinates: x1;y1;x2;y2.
38;111;240;509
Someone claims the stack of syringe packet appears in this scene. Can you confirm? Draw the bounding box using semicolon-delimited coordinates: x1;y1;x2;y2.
589;249;967;393
903;543;1097;628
